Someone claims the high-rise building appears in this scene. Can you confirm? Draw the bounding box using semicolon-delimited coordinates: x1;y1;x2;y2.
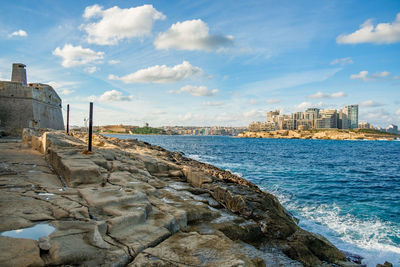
266;110;280;123
304;108;320;128
316;109;338;129
386;124;398;134
342;105;358;129
338;111;348;129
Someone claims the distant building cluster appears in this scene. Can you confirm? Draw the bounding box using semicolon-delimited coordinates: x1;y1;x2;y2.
249;105;360;131
386;124;399;134
161;126;247;136
91;124;248;136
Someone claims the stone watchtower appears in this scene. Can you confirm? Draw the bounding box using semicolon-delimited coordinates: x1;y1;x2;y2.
11;63;27;86
0;63;64;136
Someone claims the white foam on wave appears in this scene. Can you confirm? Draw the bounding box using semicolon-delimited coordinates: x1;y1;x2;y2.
262;186;400;267
188;154;201;160
225;168;243;177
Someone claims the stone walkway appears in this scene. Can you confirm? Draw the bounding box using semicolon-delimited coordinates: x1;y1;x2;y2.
0;141;63;190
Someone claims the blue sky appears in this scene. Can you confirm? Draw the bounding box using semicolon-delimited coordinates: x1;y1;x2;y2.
1;0;399;127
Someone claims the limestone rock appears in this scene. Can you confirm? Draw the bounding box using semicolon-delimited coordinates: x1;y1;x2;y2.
183;166;213;187
129;232;256;267
376;262;393;267
0;129;360;267
0;236;44;267
38;236;51;250
46;148;102;186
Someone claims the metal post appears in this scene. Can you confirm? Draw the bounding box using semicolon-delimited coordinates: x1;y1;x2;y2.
66;104;70;135
88;102;93;152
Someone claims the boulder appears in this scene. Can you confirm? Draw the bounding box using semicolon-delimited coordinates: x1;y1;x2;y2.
183;167;213;187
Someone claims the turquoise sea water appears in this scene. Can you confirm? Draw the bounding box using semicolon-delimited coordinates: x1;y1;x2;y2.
107;134;400;266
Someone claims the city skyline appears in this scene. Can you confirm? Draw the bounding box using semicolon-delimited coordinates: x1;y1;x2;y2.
0;1;399;127
249;104;362;131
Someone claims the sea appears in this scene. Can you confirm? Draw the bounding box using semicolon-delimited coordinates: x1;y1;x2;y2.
106;134;400;267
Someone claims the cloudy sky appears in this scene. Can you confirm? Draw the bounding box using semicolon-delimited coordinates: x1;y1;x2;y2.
1;0;399;127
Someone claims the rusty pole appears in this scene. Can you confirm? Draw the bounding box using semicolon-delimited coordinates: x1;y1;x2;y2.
66;104;70;135
88;102;93;152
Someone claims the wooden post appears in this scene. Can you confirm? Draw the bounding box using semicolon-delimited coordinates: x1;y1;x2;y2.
66;104;70;135
88;102;93;152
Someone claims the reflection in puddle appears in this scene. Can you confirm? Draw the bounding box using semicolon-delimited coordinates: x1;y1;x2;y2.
0;223;55;240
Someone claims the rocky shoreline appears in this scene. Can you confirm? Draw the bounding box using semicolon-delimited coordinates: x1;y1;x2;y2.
0;129;384;266
238;129;399;141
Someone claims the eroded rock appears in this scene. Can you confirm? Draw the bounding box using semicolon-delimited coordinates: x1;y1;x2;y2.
0;129;363;267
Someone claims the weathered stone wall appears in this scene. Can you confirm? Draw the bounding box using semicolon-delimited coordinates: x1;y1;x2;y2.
0;81;64;136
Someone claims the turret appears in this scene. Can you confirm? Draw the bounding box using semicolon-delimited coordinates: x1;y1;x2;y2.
11;63;27;86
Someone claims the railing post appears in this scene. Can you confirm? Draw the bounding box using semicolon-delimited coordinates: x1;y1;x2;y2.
66;104;70;135
88;102;93;152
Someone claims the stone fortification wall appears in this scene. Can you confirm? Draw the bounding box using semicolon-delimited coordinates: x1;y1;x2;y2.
0;81;64;136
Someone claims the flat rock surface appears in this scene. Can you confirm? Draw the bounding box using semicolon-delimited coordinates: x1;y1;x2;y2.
0;130;362;267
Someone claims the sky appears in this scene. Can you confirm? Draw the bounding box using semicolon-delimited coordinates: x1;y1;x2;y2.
0;0;399;127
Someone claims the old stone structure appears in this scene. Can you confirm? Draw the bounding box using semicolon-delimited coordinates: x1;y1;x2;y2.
0;63;64;136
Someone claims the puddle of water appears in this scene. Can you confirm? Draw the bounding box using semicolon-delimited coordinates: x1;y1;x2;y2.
0;223;55;240
38;193;55;196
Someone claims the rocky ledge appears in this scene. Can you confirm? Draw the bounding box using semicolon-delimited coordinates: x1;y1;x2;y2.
238;129;398;141
0;129;363;267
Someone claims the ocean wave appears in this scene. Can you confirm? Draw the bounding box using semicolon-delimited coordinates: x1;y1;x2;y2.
225;168;243;177
262;186;400;267
188;154;201;160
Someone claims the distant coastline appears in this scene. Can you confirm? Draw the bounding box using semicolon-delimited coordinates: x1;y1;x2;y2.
238;129;400;141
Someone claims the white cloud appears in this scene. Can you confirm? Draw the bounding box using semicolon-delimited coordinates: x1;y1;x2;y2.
295;102;312;110
360;109;393;124
243;68;342;95
295;101;324;110
337;13;400;44
330;57;353;66
243;109;265;118
53;44;104;68
47;81;79;96
170;85;218;97
83;4;103;19
82;4;165;45
308;91;347;99
109;61;203;83
392;75;399;80
396;108;400;115
108;60;120;65
350;70;370;81
91;90;134;102
371;71;391;78
360;100;383;107
154;19;233;51
265;99;281;104
9;30;27;37
84;66;98;73
350;70;392;81
203;101;224;106
59;89;75;96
